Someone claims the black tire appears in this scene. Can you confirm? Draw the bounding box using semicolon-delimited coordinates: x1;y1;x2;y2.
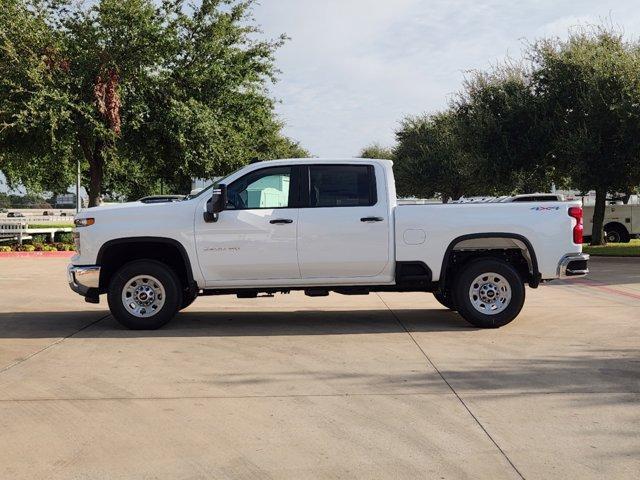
453;258;525;329
180;291;198;310
604;224;630;243
107;260;182;330
433;290;456;310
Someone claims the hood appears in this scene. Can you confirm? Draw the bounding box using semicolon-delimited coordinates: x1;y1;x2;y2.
82;201;145;214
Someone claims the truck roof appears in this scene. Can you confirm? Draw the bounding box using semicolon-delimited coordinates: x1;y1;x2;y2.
249;158;393;167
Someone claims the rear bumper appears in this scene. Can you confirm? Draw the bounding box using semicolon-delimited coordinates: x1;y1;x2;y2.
68;264;101;298
557;253;589;278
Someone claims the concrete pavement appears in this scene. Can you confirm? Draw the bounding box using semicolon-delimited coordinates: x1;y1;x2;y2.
0;257;638;479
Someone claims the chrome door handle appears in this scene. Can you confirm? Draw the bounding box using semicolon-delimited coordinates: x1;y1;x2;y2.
360;216;383;222
270;219;293;224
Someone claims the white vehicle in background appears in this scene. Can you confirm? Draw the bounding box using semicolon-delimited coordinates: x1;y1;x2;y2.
583;203;639;243
501;193;565;202
68;158;589;330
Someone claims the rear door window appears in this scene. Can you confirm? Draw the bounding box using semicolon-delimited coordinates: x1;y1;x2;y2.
309;165;376;207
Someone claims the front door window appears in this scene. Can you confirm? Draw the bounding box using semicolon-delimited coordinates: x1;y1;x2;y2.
227;167;292;209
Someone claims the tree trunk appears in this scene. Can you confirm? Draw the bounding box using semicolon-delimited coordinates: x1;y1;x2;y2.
590;187;607;246
88;140;104;207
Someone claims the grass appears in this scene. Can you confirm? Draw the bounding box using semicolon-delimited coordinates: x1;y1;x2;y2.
583;239;640;256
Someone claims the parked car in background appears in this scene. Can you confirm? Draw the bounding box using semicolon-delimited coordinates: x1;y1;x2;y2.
138;195;185;204
7;212;25;218
69;158;588;330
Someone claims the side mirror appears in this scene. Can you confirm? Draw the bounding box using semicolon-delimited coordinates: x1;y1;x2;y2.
203;184;227;223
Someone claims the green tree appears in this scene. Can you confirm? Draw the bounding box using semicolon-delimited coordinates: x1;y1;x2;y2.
0;0;76;195
394;111;482;202
360;143;394;160
454;65;559;195
0;192;10;209
0;0;305;205
531;28;640;244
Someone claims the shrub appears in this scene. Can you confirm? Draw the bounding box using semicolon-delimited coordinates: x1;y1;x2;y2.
20;244;36;252
50;242;74;251
55;232;74;243
0;246;11;252
30;234;49;244
42;245;57;252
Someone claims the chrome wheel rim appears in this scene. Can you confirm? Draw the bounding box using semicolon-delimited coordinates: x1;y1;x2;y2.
121;275;166;318
469;272;511;315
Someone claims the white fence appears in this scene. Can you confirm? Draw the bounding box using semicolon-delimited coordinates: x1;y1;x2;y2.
0;215;72;224
0;222;73;244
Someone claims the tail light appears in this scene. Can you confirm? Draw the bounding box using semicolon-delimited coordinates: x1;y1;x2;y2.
568;207;583;244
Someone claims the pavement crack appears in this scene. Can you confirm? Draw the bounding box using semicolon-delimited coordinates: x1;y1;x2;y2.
375;293;526;480
0;313;110;375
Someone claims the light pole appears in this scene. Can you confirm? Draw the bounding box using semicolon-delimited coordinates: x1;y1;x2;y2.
76;158;81;213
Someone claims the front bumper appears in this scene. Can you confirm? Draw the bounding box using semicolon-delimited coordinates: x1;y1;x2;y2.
557;253;589;278
68;264;101;298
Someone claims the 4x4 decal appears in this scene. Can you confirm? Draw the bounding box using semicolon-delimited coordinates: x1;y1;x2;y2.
530;206;560;211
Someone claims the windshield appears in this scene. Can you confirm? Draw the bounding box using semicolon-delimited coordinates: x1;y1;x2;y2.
184;166;244;200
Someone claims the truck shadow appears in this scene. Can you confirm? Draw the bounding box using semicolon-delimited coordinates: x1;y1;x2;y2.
0;308;469;339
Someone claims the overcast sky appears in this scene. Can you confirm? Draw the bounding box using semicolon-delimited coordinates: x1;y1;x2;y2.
252;0;640;157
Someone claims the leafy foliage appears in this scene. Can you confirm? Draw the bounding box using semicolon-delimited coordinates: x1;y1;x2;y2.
455;65;561;195
394;111;483;202
531;28;640;243
359;143;394;160
0;0;307;204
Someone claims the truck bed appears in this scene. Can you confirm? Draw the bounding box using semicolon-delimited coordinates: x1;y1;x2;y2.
394;201;582;280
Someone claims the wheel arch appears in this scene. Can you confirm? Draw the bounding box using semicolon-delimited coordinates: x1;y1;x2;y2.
439;233;540;289
96;237;195;294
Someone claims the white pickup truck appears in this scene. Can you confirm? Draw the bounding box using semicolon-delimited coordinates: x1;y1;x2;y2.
68;159;589;330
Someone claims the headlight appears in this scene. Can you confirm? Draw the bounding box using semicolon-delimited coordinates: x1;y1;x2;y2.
74;218;95;227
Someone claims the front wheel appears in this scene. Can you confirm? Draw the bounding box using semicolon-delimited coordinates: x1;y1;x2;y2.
453;258;525;328
108;260;182;330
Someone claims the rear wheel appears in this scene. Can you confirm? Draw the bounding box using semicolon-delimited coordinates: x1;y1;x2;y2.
453;258;525;328
604;223;630;243
108;260;182;330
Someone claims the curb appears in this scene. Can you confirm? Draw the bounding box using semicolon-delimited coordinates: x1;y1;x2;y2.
0;251;76;258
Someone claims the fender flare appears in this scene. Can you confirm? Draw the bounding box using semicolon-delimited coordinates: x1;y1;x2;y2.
439;232;541;288
96;236;195;286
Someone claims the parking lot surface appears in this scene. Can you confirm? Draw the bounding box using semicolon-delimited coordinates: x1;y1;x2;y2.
0;256;638;479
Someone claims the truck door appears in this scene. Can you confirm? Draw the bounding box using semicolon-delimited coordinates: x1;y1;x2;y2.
297;164;391;279
195;165;301;284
